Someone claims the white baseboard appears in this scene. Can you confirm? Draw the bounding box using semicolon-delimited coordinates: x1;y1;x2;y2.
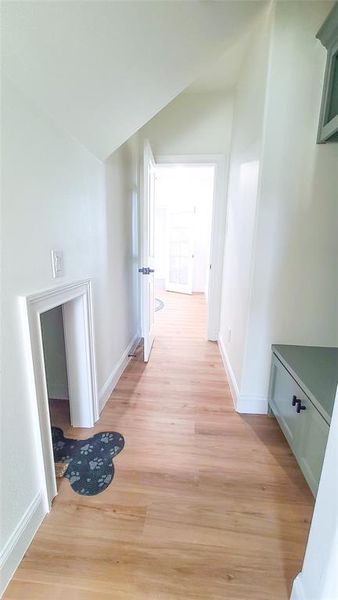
236;394;268;414
0;491;45;597
290;574;306;600
98;333;140;412
48;383;69;400
218;334;239;410
218;335;267;415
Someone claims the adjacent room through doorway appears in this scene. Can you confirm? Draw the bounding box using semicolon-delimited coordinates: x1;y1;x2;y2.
40;305;71;434
40;305;75;486
154;163;215;335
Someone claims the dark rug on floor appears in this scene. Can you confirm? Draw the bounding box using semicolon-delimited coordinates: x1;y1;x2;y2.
155;297;164;312
51;427;124;496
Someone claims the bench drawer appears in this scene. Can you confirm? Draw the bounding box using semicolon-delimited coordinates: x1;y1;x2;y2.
269;354;307;452
269;353;329;496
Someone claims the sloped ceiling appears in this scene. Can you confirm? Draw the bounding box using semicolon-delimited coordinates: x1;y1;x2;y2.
2;1;265;160
184;27;254;94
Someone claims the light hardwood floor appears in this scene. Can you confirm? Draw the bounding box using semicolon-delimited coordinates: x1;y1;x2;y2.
5;292;314;599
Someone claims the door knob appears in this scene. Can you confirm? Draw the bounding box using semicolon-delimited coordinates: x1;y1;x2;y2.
138;267;155;275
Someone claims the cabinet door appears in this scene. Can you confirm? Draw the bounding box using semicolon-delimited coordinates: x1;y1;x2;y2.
269;356;302;451
297;397;329;496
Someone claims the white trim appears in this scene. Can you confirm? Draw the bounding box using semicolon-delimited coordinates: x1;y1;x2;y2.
155;154;227;342
99;333;139;411
218;335;267;414
208;158;227;341
218;334;239;410
290;574;306;600
21;279;98;508
236;394;268;415
0;492;45;597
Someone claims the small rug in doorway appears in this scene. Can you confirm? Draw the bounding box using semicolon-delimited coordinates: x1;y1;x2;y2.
51;426;124;496
155;297;164;312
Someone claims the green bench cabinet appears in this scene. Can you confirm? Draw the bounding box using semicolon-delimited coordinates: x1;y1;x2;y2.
269;345;338;496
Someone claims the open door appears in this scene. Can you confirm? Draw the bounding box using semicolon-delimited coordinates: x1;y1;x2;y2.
140;140;156;362
165;206;195;294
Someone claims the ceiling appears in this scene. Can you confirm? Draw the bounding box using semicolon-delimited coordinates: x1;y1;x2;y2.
185;27;254;94
2;1;266;160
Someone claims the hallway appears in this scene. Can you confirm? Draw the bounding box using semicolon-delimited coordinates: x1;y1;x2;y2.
5;293;314;600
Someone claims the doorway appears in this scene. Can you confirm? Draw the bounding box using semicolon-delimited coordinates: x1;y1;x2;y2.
154;165;215;297
22;280;98;508
154;156;226;339
139;147;226;362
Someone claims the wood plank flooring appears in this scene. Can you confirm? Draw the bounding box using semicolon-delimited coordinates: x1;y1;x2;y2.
4;291;314;599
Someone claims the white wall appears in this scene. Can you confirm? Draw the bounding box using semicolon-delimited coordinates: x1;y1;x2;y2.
220;1;338;412
219;5;273;405
0;77;139;593
141;91;233;157
40;307;69;400
242;1;338;404
94;137;140;393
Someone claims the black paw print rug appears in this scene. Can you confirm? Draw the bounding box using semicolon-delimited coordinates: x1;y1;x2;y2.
51;427;124;496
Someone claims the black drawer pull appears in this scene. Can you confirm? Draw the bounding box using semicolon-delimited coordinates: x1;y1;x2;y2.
296;400;306;413
292;395;306;413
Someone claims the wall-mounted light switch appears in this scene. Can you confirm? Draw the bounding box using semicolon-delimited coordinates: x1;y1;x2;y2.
51;250;64;278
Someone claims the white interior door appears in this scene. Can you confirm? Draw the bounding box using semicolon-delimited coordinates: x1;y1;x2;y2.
165;207;195;294
140;141;156;362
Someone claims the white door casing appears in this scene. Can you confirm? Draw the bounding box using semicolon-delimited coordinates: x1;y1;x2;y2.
21;279;98;508
140;140;156;362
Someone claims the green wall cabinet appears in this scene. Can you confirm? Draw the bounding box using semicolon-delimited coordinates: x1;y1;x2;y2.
316;3;338;143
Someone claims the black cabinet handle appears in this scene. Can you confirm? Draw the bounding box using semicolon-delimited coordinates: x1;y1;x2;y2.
296;400;306;413
292;395;306;413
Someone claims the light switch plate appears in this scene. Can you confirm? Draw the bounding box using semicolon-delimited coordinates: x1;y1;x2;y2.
51;250;64;278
